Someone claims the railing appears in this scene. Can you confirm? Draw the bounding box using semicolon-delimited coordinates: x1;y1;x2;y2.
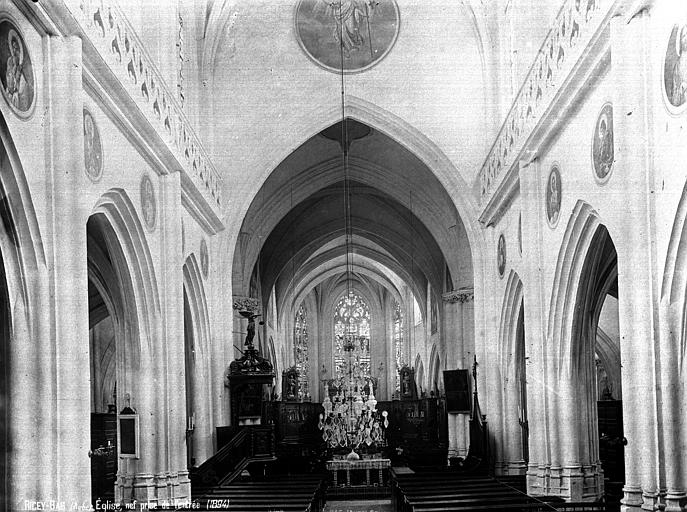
478;0;612;206
73;0;223;208
191;425;276;489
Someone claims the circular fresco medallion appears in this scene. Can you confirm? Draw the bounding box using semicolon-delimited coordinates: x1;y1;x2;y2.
591;103;614;184
546;164;562;228
140;174;156;231
295;0;400;74
497;233;506;278
200;238;209;278
664;22;687;113
83;108;103;182
0;18;35;118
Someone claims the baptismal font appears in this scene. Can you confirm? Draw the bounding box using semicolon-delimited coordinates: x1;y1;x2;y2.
318;334;388;460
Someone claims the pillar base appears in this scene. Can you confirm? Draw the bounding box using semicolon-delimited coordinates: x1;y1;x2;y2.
116;472;191;506
641;490;661;512
526;463;550;496
621;485;643;512
664;491;687;512
505;460;528;475
527;463;603;501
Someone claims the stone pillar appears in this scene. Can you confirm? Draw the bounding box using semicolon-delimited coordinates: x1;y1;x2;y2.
384;293;395;400
442;289;473;460
519;159;551;496
48;35;92;505
307;297;320;402
158;170;190;501
503;365;526;475
610;11;661;512
370;296;388;400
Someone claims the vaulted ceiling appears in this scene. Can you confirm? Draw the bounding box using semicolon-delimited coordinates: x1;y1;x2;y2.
232;119;472;319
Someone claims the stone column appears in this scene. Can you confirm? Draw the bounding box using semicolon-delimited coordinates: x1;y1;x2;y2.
442;289;473;459
384;294;395;400
503;364;526;475
519;159;551;496
370;296;387;400
157;170;190;501
610;11;661;512
48;35;92;505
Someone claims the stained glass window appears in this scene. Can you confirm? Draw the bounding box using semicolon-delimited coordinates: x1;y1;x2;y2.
294;304;309;395
394;301;404;392
334;293;371;381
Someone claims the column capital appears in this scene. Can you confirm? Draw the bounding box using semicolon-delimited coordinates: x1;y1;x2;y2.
442;288;474;304
232;296;260;313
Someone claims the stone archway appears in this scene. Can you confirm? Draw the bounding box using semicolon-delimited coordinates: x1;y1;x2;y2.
0;110;50;507
498;270;527;476
88;189;187;503
183;254;214;463
545;201;621;501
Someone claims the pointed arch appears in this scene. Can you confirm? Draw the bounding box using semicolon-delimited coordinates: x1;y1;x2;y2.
91;189;161;361
89;188;164;495
224;98;486;303
546;199;618;486
547;201;603;378
0;109;50;506
662;177;687;366
428;343;441;394
659;179;687;498
183;254;211;362
498;270;524;370
498;269;528;474
183;253;213;465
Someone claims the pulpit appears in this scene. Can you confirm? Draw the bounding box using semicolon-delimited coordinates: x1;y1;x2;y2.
227;308;274;426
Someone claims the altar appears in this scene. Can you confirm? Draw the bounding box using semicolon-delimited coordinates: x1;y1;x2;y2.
326;457;390;488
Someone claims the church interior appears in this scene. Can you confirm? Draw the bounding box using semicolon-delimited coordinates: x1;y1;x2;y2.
1;0;687;510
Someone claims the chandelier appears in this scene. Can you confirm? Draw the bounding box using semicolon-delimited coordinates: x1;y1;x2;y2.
318;335;388;457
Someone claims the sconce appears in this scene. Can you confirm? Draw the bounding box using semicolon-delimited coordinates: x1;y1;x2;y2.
186;414;195;437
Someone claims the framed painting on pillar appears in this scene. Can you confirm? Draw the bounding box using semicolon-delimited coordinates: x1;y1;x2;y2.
117;408;139;459
444;369;471;413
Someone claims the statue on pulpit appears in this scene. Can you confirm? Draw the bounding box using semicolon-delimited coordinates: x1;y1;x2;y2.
242;310;263;347
282;366;300;401
399;365;418;400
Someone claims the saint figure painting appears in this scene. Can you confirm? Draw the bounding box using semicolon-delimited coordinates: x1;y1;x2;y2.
546;165;562;228
295;0;400;73
0;19;35;116
592;103;614;182
664;23;687;109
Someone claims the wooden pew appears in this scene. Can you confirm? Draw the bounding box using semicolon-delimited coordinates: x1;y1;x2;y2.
195;472;324;512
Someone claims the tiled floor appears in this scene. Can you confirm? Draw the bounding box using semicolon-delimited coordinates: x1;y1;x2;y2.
323;499;393;512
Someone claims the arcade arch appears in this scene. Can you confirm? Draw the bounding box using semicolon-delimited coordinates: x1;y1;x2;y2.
546;202;623;499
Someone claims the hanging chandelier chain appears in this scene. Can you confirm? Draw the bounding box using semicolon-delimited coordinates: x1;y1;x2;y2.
337;0;353;309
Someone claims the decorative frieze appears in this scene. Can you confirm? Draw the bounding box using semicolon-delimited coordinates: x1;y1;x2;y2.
478;0;609;206
442;288;474;304
74;0;222;208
